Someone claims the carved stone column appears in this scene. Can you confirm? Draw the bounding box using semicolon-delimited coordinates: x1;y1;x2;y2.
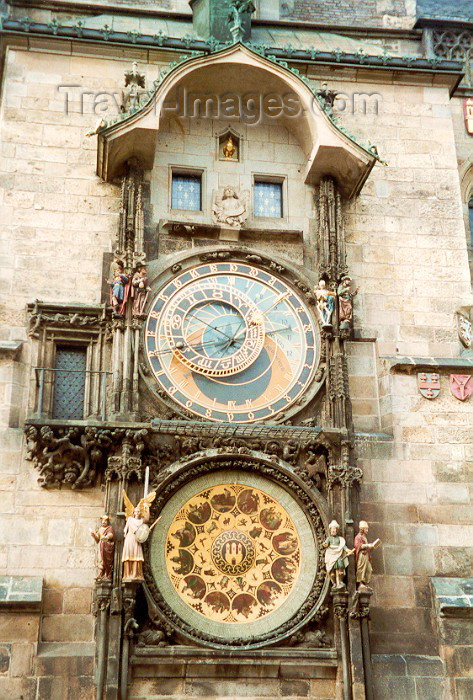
94;581;112;700
332;589;352;700
112;159;147;420
350;590;374;700
111;319;124;416
120;582;140;700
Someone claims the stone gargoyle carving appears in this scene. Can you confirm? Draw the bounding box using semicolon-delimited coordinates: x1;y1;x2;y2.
212;186;249;228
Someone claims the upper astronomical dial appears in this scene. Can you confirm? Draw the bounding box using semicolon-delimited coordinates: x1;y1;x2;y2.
165;282;265;377
145;261;320;423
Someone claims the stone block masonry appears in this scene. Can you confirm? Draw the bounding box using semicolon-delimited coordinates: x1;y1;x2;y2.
281;0;416;28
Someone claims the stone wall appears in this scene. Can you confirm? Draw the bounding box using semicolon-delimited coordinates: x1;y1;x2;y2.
280;0;416;28
0;22;472;700
323;74;473;660
0;45;130;647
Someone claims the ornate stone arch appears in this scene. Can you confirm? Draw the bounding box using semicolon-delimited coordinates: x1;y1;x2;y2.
96;43;379;198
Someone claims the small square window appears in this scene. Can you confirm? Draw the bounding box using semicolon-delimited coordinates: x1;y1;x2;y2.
254;181;283;218
172;173;202;211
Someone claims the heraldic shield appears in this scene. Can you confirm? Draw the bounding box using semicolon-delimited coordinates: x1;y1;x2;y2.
450;374;473;401
417;372;440;399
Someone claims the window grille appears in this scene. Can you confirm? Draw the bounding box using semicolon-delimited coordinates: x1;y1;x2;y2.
254;182;283;218
171;174;202;211
52;346;87;419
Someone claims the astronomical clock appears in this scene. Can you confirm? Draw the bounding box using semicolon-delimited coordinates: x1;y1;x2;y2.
136;250;330;648
144;259;321;423
25;29;374;700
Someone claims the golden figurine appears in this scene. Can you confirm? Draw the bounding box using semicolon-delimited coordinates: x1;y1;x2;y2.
223;135;237;160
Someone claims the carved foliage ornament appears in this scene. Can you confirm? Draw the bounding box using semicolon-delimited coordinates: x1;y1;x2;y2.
24;425;176;490
24;425;334;494
24;425;112;490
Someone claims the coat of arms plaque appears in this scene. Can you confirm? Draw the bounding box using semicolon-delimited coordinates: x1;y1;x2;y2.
450;374;473;401
417;372;440;399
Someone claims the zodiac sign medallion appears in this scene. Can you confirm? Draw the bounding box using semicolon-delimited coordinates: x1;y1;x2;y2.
164;483;301;624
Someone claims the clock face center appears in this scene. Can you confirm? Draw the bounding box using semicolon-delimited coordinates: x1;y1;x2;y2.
167;283;266;378
211;530;256;576
199;307;245;358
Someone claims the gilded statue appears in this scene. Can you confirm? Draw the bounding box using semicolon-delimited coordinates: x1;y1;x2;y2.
223;135;237;160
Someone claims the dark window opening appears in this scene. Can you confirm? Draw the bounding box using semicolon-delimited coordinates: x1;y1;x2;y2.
52;346;87;419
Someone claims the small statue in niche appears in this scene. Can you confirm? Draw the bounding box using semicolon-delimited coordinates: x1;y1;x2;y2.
228;0;255;42
89;515;115;581
315;279;336;328
121;61;146;113
316;82;338;116
109;260;130;317
131;265;151;317
323;520;354;590
122;490;156;582
223;134;237;161
212;186;248;228
337;275;358;331
354;520;381;592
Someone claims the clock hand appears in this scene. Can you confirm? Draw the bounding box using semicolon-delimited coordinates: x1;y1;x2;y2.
260;292;290;318
152;338;228;356
231;322;292;344
266;325;292;335
228;295;291;343
184;311;233;340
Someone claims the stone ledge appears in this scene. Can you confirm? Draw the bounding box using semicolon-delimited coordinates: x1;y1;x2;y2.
383;356;473;373
0;577;42;612
431;577;473;619
37;642;95;657
0;341;22;359
133;646;337;662
132;646;338;680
